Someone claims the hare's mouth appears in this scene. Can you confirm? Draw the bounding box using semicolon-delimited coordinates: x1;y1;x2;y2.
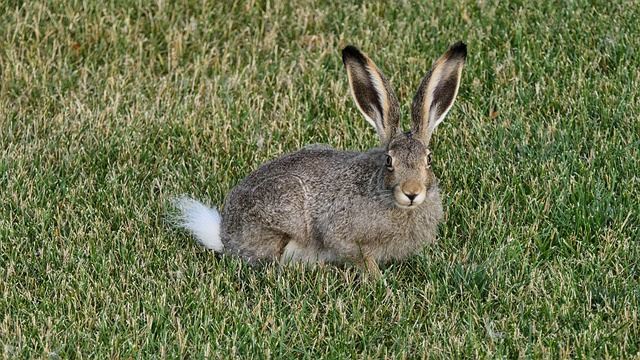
393;187;426;208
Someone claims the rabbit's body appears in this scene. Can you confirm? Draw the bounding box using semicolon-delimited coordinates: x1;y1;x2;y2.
172;42;466;276
221;144;443;266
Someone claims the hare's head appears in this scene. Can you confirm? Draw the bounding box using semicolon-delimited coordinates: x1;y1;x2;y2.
342;42;466;209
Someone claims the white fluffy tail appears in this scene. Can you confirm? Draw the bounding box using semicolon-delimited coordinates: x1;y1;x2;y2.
170;196;223;252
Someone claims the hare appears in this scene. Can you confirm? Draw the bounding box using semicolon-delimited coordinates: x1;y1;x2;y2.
173;42;467;277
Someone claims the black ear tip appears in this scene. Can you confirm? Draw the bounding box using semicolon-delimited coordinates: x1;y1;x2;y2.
342;45;366;65
342;45;359;54
449;41;468;60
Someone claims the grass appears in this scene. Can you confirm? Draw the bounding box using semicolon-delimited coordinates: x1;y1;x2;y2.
1;0;639;357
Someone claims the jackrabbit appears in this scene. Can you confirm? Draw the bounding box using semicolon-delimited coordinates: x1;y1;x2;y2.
173;42;467;277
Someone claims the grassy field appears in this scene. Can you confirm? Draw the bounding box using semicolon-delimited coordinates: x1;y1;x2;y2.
1;0;639;357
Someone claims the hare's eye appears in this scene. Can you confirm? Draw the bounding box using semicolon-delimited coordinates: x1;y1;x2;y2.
385;155;393;170
426;153;432;166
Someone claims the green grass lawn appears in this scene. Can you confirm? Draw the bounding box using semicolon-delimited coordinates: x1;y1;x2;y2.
1;0;639;357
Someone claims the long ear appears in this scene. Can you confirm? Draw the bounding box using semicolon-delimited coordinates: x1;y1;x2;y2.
411;42;467;145
342;46;400;146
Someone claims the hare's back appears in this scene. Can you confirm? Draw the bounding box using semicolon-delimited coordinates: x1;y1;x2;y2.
239;145;359;187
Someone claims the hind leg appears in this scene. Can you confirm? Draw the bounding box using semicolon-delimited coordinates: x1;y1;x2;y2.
221;224;290;266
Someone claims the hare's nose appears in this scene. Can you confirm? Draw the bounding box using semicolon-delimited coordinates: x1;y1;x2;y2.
405;193;418;202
